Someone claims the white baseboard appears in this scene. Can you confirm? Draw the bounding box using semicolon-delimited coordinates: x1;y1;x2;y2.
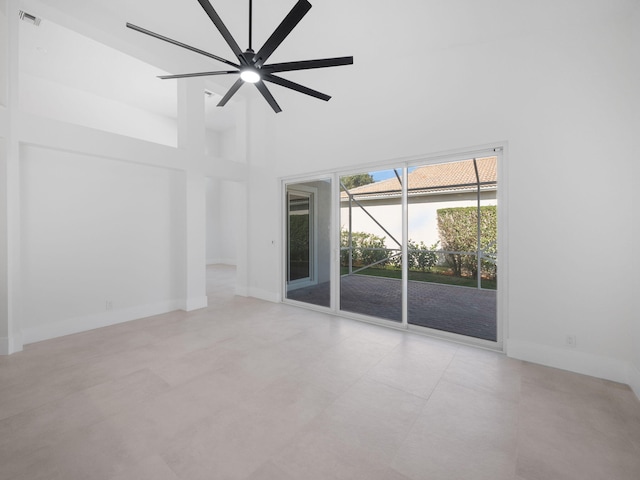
21;300;183;346
249;287;280;303
506;339;630;385
0;334;23;355
628;362;640;400
183;296;208;312
234;285;280;303
235;285;249;297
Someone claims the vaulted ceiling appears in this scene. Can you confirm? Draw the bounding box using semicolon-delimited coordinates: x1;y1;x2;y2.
16;0;640;131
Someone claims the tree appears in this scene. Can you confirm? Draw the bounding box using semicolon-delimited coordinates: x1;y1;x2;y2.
437;206;497;279
341;173;375;190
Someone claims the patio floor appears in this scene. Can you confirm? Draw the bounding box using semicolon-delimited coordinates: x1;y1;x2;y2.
287;274;497;341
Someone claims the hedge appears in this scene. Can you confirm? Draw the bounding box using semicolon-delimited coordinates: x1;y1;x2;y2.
436;206;497;279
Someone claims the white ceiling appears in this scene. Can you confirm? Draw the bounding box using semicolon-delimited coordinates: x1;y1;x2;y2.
17;0;640;130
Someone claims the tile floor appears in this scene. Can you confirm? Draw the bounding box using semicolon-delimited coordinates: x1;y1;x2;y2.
1;265;639;480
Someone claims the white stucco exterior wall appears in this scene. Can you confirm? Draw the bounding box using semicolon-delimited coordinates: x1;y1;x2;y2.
341;191;497;249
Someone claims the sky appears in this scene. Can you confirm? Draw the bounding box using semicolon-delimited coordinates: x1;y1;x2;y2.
371;167;416;182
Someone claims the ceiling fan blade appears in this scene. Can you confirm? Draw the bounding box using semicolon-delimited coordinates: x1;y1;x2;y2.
126;23;239;68
217;78;245;107
254;81;282;113
253;0;312;68
264;73;331;101
196;0;244;62
158;70;239;79
263;56;353;73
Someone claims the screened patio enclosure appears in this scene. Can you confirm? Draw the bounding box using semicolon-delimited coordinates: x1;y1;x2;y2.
285;154;499;344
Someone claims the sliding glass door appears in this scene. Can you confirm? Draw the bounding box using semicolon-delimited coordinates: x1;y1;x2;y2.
407;157;497;341
339;169;403;322
283;151;500;346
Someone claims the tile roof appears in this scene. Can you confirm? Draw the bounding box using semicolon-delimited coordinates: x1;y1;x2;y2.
341;156;497;199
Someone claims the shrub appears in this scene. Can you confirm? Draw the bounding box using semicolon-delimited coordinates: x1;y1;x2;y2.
340;230;390;268
436;206;497;279
289;214;309;263
409;240;440;272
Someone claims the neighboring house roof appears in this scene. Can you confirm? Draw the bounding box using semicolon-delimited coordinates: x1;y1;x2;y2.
341;156;497;200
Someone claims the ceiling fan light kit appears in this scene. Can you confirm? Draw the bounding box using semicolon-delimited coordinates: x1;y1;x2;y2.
127;0;353;113
240;68;261;83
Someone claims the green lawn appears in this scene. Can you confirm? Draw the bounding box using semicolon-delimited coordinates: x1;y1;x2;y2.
340;266;497;290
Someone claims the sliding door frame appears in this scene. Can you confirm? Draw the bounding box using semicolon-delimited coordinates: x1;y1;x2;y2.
281;144;507;352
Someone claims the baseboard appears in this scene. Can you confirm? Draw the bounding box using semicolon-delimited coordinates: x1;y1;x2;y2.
249;287;280;303
21;300;183;346
235;285;249;297
0;333;23;355
183;296;208;312
506;339;630;385
628;362;640;401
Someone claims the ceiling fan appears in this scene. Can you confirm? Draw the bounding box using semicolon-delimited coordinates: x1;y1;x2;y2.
126;0;353;113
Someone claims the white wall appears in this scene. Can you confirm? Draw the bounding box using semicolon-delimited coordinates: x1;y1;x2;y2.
17;13;181;147
206;177;221;264
242;91;280;302
218;128;238;161
20;73;178;147
0;5;7;344
0;7;6;107
20;145;186;342
205;129;221;158
0;137;7;344
220;181;243;264
206;177;242;266
630;3;640;398
0;0;18;355
0;0;234;350
244;1;638;385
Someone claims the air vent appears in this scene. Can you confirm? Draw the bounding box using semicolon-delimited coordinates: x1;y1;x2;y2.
19;11;42;26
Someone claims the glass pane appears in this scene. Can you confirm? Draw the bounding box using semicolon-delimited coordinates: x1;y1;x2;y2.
288;193;310;281
339;169;402;322
407;157;498;341
285;179;332;308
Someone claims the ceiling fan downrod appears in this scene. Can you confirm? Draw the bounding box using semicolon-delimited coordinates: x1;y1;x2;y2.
249;0;253;52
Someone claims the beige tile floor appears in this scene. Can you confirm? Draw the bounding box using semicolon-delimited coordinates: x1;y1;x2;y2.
1;264;639;480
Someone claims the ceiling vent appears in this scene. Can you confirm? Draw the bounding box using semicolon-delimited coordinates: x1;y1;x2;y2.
19;11;42;26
